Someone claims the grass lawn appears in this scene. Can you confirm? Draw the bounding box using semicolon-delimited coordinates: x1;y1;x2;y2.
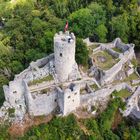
112;47;122;53
123;73;139;82
29;75;53;86
88;44;99;55
92;51;119;70
80;65;88;73
113;89;131;99
131;58;138;67
90;84;99;91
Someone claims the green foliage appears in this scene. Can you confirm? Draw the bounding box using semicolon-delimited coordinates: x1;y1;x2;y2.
109;13;129;42
75;38;89;66
21;114;85;140
98;98;122;133
0;98;140;140
69;2;107;40
95;24;108;42
9;60;24;74
0;75;8;106
0;124;10;140
69;8;94;37
112;89;131;99
8;107;15;117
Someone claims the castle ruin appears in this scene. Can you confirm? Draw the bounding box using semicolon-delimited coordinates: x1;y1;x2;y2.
0;31;140;123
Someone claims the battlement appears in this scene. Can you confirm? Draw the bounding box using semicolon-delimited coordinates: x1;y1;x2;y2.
54;31;75;44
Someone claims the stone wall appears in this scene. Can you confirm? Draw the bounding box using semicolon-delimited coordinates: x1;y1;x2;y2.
80;83;133;107
101;47;135;85
123;86;140;118
13;54;55;85
2;80;27;121
24;80;57;116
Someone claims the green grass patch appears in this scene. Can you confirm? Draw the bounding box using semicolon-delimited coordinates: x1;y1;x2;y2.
88;44;99;55
112;47;122;53
112;89;131;99
90;84;98;91
93;51;119;70
8;108;15;117
123;73;139;83
131;58;138;67
29;75;53;86
80;65;89;73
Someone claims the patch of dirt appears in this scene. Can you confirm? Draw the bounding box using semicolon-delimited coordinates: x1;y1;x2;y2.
74;107;93;119
8;114;53;138
77;119;90;136
97;56;106;63
112;110;122;130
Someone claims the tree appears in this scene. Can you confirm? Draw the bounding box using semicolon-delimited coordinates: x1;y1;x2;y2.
69;8;94;38
51;0;69;18
109;13;129;42
95;24;108;42
76;38;89;66
39;31;54;54
25;49;45;64
88;2;106;25
131;12;140;49
103;130;120;140
0;75;8;106
9;60;24;74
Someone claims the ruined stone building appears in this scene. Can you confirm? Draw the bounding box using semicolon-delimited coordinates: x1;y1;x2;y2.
0;31;140;122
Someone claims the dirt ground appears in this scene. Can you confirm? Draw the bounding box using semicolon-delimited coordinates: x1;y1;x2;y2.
112;110;122;130
8;114;53;138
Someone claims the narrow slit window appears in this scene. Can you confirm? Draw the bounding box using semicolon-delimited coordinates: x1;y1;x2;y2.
68;96;71;99
60;53;62;57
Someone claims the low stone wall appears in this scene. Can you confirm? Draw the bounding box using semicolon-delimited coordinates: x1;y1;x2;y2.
15;54;54;80
123;86;140;117
92;47;101;54
30;54;54;68
83;38;101;46
101;47;135;85
24;80;57;116
80;83;132;107
105;48;120;58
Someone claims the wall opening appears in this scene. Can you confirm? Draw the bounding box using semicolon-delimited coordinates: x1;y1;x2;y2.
19;105;22;109
60;53;62;57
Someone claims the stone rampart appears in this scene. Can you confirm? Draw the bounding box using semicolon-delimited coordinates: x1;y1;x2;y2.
101;47;135;85
80;83;132;107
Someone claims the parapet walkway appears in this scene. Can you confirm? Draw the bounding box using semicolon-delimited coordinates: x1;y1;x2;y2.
29;77;97;93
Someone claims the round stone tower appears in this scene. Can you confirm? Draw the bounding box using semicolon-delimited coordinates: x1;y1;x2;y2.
54;31;76;82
